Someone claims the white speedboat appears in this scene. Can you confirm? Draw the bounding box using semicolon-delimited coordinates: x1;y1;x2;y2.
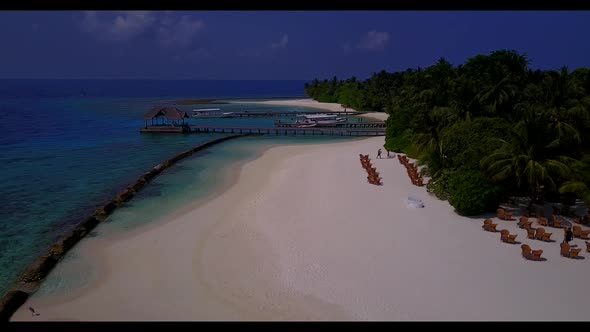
192;108;234;118
274;119;317;128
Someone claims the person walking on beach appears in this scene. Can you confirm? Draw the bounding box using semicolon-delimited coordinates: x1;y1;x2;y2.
564;227;573;244
377;148;382;159
28;307;40;316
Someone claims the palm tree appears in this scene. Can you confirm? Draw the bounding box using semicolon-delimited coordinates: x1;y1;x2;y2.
411;107;457;177
481;104;579;205
543;66;585;108
476;74;519;116
448;73;478;121
558;153;590;202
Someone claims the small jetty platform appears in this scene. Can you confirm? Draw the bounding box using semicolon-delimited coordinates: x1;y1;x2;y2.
140;125;385;136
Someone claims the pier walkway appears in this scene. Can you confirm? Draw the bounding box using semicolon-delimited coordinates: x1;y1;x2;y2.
140;125;385;136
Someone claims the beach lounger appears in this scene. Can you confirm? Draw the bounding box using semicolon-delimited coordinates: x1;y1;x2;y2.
573;225;582;238
560;242;573;257
485;224;497;232
552;216;563;228
497;208;512;220
500;229;518;243
526;228;536;239
570;248;582;259
560;242;582;259
500;229;509;242
482;220;497;232
535;227;545;240
572;226;590;239
521;244;543;261
538;217;548;226
520;244;531;258
509;233;518;243
367;175;382;185
535;227;552;241
518;218;533;229
531;249;543;261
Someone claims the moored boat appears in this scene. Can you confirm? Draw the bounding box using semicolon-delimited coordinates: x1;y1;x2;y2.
274;119;317;128
296;113;347;125
192;109;235;118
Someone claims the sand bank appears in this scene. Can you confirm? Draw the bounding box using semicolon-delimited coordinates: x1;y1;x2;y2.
13;137;590;321
234;98;389;121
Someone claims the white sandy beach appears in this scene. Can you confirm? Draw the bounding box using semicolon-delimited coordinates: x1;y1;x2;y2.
235;98;389;121
12;136;590;321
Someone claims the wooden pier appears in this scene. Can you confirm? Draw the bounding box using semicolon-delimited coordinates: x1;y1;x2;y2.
140;125;385;136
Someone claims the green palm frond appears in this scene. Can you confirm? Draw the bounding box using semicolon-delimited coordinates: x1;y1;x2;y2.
545;139;561;150
557;155;582;166
490;164;514;182
559;181;590;199
555;121;581;143
487;157;512;169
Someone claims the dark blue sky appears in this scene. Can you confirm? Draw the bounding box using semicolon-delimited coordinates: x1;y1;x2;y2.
1;11;589;80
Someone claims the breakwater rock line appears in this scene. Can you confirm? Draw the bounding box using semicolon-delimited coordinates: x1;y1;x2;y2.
0;134;254;321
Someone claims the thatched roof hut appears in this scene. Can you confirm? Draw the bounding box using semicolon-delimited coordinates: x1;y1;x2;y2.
143;106;189;126
143;107;189;121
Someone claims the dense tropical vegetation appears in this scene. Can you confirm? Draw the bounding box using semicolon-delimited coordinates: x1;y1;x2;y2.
304;50;590;215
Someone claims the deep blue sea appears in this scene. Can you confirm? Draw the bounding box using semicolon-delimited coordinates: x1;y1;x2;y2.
0;79;356;297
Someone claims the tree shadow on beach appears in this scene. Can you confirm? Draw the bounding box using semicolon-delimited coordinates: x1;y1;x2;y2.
464;212;496;221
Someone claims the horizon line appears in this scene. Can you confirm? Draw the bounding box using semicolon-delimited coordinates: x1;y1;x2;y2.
0;78;316;81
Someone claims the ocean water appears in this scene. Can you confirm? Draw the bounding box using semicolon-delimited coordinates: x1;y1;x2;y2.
0;79;356;297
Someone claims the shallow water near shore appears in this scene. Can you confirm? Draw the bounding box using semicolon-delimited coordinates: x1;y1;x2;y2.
32;135;359;298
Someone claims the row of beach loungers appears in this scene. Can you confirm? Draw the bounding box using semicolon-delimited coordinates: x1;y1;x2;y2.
360;154;382;186
397;155;424;186
483;209;590;261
